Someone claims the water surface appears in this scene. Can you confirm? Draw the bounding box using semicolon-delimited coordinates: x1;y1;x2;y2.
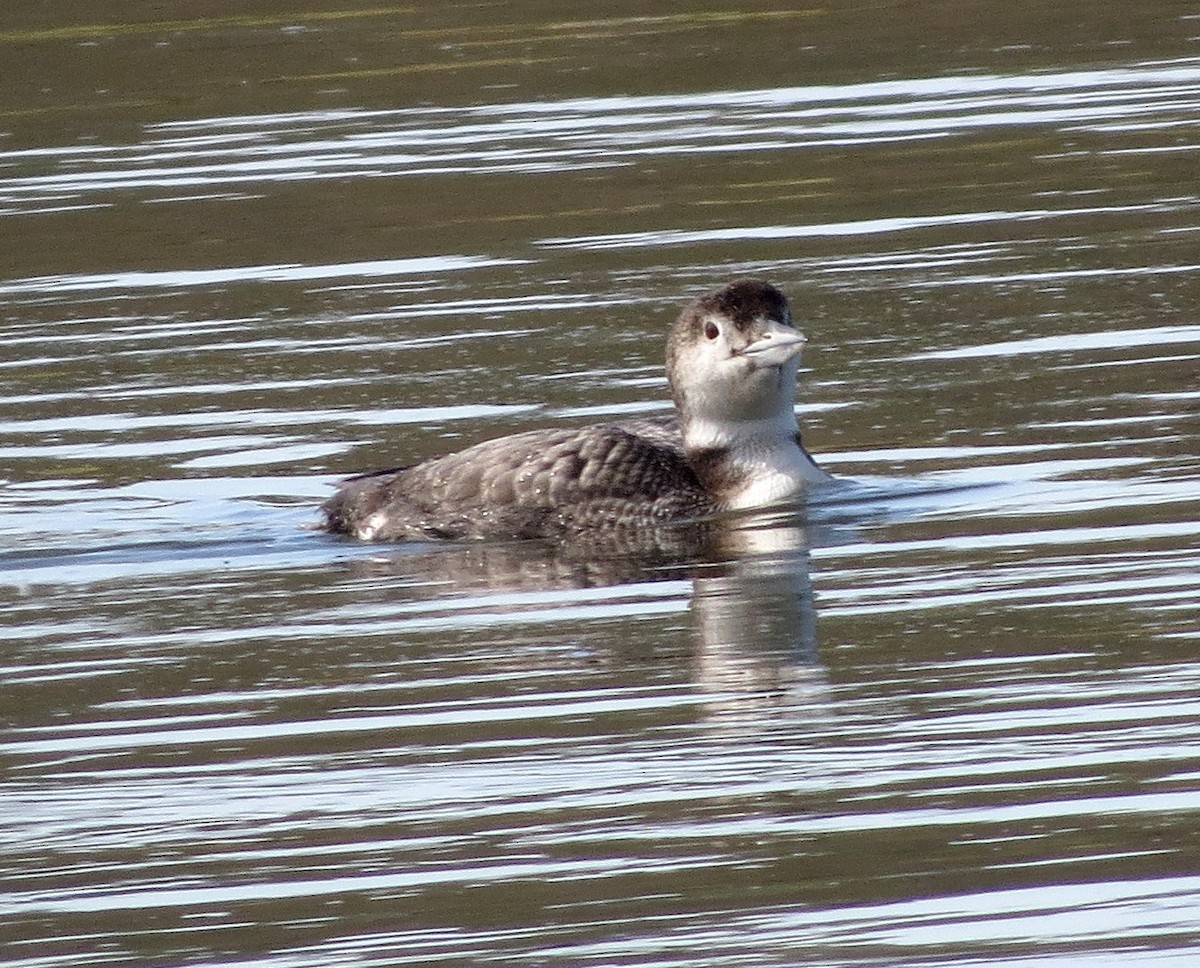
3;3;1200;965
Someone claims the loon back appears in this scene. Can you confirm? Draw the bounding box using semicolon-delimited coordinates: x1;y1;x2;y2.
322;418;710;541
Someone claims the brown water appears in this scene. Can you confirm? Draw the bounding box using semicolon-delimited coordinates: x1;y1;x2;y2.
3;4;1200;965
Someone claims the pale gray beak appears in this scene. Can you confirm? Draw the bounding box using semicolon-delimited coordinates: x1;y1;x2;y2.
740;322;806;368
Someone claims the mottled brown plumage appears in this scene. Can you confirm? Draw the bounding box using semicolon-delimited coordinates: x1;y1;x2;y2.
323;418;709;541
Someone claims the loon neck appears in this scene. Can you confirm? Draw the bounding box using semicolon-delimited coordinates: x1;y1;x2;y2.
680;410;799;454
681;411;824;510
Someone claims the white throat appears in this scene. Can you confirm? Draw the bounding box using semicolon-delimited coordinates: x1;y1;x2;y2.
683;409;828;511
682;409;798;453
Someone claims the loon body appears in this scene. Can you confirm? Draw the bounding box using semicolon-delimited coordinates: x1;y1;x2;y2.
322;280;829;542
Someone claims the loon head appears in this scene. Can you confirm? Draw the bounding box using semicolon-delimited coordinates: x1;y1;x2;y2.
667;279;806;449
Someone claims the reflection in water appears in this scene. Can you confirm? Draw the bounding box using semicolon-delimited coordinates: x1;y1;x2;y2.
692;521;825;726
334;509;827;728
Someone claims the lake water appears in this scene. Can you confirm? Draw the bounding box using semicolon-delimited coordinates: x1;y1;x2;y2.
3;3;1200;965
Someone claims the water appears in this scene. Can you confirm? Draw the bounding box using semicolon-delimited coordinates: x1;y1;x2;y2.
3;3;1200;965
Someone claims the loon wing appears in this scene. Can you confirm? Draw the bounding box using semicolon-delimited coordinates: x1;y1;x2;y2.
322;422;706;541
609;413;682;452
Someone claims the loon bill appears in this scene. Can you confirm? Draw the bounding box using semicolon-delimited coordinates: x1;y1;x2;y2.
322;279;830;542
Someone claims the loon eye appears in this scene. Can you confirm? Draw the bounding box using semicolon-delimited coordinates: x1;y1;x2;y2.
703;321;720;341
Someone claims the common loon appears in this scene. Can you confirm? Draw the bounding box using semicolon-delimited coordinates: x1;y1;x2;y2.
322;279;830;541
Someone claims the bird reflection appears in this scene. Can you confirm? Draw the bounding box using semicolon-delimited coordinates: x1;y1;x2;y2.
332;507;830;723
689;518;828;726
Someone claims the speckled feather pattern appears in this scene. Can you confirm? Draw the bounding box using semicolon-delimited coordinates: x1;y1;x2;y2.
322;416;711;541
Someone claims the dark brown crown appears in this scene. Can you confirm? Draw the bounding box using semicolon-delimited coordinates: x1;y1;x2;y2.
688;279;791;332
